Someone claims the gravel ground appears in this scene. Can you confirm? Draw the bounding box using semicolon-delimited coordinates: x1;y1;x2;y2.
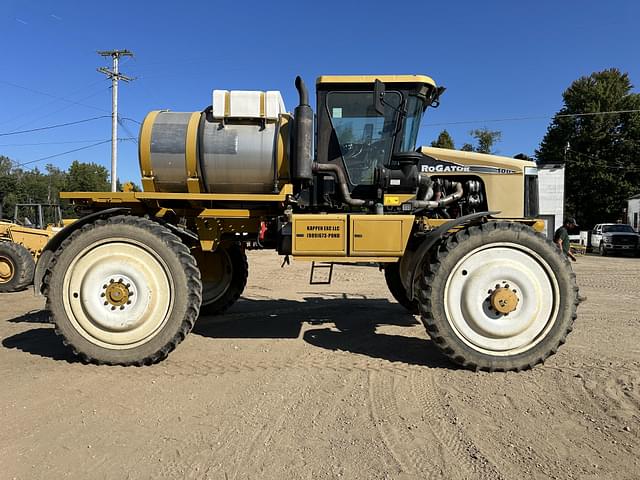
1;251;638;480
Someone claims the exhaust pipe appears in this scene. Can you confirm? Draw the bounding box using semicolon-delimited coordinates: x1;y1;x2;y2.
293;76;313;181
412;179;463;209
312;162;369;206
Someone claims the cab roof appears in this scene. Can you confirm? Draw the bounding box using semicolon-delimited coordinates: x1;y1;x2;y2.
316;75;436;87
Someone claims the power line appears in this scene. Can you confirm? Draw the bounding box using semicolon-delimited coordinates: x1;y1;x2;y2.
0;79;110;117
15;139;112;168
117;116;139;144
0;115;110;137
423;109;640;127
0;137;135;147
120;116;141;125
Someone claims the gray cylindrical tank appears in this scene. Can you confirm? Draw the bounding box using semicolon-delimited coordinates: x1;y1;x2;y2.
139;111;289;194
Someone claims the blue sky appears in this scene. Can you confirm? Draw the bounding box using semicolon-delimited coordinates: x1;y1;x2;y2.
1;0;638;183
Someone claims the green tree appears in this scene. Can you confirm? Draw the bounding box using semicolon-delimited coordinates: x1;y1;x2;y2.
64;160;110;192
430;129;455;149
460;143;474;152
469;128;502;154
536;68;640;228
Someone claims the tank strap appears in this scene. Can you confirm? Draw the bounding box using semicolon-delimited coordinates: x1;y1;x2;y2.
185;112;204;193
139;110;161;192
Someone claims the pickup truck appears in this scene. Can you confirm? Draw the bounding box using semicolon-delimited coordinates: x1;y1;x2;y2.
591;223;640;256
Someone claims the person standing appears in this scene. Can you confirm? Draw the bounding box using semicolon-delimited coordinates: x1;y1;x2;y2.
554;217;578;262
554;217;587;302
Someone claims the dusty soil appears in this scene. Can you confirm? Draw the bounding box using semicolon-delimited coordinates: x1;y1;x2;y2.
0;251;638;480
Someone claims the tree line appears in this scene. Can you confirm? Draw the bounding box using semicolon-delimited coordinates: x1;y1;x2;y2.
0;157;139;220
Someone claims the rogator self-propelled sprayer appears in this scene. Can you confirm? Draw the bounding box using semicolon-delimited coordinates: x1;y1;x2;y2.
36;74;580;370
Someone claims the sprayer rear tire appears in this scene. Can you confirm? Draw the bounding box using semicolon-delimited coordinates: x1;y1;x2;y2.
0;241;35;293
46;215;202;365
384;262;419;314
197;244;248;318
417;222;579;372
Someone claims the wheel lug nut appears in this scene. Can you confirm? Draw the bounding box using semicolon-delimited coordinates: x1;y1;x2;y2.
103;284;107;289
104;301;108;306
109;279;114;283
120;306;125;310
101;293;105;297
111;306;115;310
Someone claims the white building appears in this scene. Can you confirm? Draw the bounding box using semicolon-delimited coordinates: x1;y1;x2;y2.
628;194;640;231
537;163;565;238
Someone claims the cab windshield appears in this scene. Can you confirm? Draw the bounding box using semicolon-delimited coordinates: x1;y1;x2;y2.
327;91;401;185
602;224;635;233
399;95;425;152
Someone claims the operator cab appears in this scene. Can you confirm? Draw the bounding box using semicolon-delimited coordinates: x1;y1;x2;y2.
315;75;443;202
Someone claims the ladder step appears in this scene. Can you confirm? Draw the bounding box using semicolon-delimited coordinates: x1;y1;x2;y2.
309;261;334;285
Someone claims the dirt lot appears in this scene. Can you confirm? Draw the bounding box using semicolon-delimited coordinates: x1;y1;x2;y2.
0;251;638;480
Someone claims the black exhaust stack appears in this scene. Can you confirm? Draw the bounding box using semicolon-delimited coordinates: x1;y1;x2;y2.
293;76;313;182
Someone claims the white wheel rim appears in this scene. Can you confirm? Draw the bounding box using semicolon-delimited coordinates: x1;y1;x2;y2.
201;249;233;306
62;238;173;349
444;242;559;356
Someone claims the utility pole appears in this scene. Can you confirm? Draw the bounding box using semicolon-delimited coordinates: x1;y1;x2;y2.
97;49;134;192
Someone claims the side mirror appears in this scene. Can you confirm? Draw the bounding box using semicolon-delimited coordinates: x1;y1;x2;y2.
374;79;385;115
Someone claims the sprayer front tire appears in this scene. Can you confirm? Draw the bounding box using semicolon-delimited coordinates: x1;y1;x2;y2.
46;215;202;365
417;222;579;372
197;244;248;318
384;262;419;314
0;241;35;292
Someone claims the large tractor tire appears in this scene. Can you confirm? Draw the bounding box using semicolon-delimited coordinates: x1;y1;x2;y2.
45;215;202;365
417;222;579;372
384;262;419;314
0;241;35;293
195;244;248;317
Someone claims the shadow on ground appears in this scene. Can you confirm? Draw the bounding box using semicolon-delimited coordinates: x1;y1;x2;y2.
2;327;77;362
3;296;455;369
8;309;50;324
194;295;455;369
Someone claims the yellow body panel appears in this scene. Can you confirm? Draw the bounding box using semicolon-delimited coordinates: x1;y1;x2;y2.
292;214;347;256
61;184;294;204
293;256;399;263
317;75;436;87
198;209;251;219
350;215;414;256
0;222;54;259
291;214;414;258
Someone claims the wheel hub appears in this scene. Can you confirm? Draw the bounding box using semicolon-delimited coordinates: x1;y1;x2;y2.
0;257;13;281
489;286;519;314
103;280;131;307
